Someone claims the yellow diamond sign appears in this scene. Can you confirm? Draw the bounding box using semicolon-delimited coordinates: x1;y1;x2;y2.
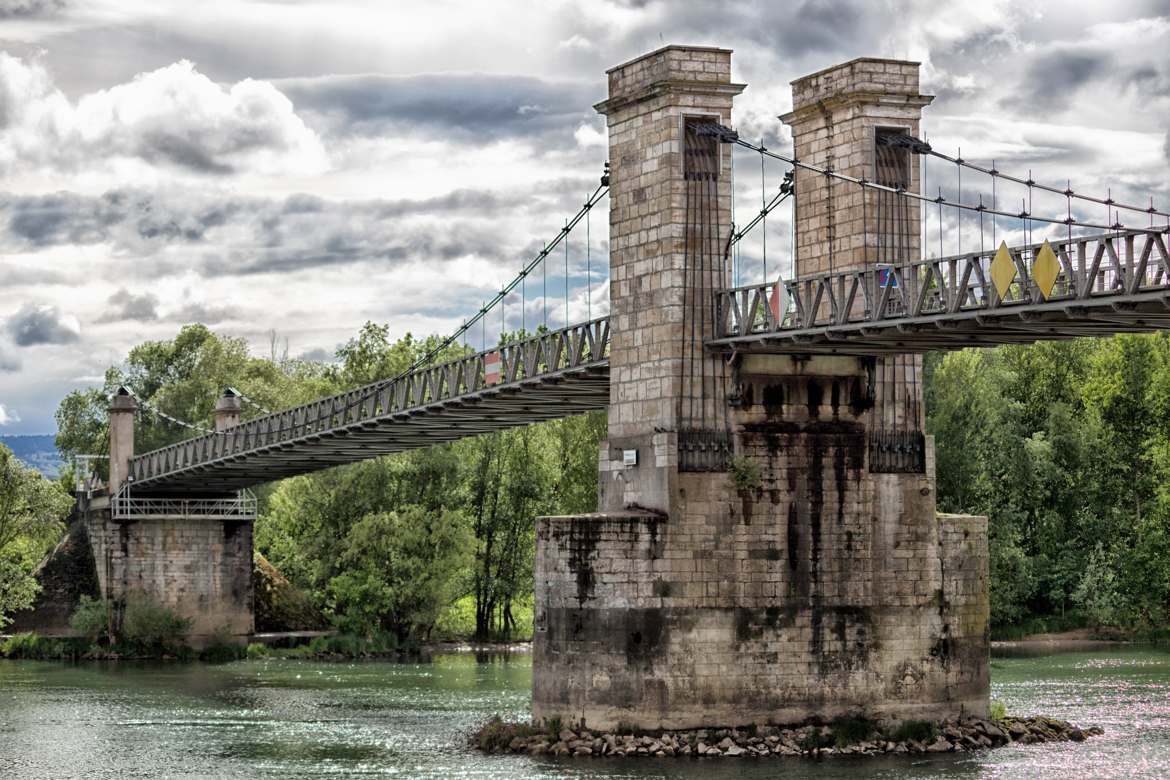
990;241;1017;301
1033;239;1059;300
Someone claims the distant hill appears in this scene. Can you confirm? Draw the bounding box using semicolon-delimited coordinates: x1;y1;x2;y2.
0;434;64;478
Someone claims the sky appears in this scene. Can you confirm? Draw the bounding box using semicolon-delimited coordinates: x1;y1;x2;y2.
0;0;1168;434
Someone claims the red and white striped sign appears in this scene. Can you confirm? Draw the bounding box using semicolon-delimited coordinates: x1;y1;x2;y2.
484;351;502;385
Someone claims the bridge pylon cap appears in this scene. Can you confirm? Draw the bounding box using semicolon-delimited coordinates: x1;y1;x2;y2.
109;386;138;412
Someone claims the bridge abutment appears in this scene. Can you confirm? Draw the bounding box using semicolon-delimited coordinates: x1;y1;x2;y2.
85;387;255;645
533;47;988;731
84;497;254;643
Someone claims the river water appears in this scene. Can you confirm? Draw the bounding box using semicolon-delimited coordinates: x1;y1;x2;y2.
1;645;1168;779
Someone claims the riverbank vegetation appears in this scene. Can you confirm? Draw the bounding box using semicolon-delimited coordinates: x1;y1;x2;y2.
928;334;1170;635
0;445;72;630
29;321;1170;646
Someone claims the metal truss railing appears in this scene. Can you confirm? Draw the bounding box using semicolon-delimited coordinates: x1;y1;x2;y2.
112;488;257;519
129;318;610;488
715;228;1170;351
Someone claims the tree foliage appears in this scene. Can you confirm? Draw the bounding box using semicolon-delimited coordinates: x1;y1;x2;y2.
0;444;73;628
928;334;1170;630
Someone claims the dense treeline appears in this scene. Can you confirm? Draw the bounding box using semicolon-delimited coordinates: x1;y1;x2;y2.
0;445;72;629
38;322;1170;641
927;335;1170;632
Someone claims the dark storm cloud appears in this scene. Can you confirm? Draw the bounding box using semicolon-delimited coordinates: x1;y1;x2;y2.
203;228;510;276
0;0;64;19
99;289;159;323
1008;50;1110;111
0;191;235;248
1127;66;1170;97
136;130;238;175
5;303;80;346
0;180;585;279
603;0;874;63
280;73;597;142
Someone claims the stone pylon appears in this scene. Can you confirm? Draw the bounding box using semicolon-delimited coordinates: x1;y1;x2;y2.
533;46;989;731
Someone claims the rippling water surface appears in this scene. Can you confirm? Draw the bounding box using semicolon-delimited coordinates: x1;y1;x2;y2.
2;645;1169;779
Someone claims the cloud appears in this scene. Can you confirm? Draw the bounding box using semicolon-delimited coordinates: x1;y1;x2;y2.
5;302;81;346
1009;50;1110;111
297;346;333;363
0;265;68;286
1165;129;1170;163
574;122;606;148
100;288;159;322
0;54;326;177
0;403;18;425
166;302;242;325
280;72;596;143
0;342;19;372
0;180;592;278
0;0;63;19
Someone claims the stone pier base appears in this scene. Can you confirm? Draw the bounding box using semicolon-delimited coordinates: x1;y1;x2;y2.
84;496;254;643
533;508;988;731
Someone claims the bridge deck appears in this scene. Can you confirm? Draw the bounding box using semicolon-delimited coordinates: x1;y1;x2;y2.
129;230;1170;493
713;229;1170;355
130;319;610;494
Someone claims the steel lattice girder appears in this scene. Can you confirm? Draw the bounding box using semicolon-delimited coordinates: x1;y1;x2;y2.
130;319;610;494
713;228;1170;355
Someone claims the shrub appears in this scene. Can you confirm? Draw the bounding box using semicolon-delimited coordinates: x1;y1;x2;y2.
472;715;514;753
887;719;939;743
989;700;1007;722
799;729;834;751
0;632;88;659
119;595;191;654
200;626;246;663
728;456;763;492
246;642;270;659
830;717;877;747
70;595;108;640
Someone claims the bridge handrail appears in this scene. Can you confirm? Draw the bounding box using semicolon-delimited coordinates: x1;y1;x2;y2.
717;228;1170;338
112;488;257;519
129;317;611;486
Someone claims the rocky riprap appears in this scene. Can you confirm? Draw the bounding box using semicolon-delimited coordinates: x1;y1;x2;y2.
472;715;1103;758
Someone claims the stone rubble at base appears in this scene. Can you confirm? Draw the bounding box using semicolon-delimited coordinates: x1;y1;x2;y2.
474;716;1103;758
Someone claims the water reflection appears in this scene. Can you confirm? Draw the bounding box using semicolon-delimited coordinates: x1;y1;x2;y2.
0;646;1168;779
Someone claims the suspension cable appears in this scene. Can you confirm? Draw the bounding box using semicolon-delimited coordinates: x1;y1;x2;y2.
139;171;610;442
923;146;1169;220
730;135;1140;233
233;389;272;416
123;387;216;435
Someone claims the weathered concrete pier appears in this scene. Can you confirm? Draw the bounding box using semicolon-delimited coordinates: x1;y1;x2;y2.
532;46;989;730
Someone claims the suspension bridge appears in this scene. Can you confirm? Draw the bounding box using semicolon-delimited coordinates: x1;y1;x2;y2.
78;46;1169;732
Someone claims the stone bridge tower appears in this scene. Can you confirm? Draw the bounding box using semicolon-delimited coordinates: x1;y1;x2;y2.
533;47;989;730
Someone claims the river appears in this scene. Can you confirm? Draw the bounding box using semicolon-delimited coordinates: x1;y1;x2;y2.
1;644;1168;779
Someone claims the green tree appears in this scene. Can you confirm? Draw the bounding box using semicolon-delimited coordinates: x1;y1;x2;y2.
0;445;73;628
55;324;334;479
326;506;472;640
